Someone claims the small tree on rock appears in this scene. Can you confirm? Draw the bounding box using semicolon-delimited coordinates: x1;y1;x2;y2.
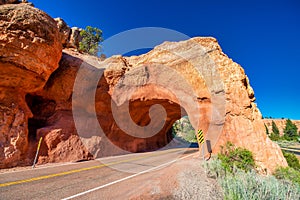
79;26;103;56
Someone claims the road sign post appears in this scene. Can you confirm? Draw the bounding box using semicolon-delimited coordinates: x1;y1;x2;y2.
32;137;43;169
197;130;205;160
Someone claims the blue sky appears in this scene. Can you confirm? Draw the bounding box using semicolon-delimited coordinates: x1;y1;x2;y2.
31;0;300;119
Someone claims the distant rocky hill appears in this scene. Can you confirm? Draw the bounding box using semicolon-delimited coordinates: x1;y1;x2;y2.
263;119;300;136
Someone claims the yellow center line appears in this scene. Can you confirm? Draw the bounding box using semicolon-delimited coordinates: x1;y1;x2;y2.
0;148;182;187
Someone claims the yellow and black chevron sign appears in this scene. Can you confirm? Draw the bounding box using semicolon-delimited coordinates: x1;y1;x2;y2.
197;130;204;144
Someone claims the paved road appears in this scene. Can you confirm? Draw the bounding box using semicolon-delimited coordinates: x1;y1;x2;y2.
281;146;300;156
0;148;198;200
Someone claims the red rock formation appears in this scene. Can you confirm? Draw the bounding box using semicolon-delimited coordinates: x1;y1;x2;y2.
54;17;83;50
0;4;287;173
264;119;300;136
107;38;287;173
31;38;287;172
0;4;62;168
0;0;19;5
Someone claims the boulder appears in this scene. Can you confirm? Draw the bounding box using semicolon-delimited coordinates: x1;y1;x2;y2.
66;27;82;49
53;17;83;50
0;3;62;168
54;17;71;47
0;4;62;91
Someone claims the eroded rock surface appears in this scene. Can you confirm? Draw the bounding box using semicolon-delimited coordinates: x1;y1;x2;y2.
30;38;287;172
0;0;19;5
54;17;82;49
0;4;287;172
0;4;62;168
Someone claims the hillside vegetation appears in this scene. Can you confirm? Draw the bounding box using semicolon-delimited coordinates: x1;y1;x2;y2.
205;142;300;200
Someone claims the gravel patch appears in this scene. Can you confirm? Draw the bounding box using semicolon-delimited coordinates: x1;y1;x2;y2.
130;154;223;200
172;157;223;200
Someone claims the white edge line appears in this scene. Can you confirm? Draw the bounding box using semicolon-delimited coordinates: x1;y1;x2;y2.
62;153;195;200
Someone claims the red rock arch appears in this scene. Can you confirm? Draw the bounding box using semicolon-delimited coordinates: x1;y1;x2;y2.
0;4;288;172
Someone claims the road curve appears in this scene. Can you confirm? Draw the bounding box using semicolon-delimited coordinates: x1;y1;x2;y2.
0;148;198;200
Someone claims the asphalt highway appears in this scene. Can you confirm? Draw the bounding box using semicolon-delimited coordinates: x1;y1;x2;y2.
0;148;198;200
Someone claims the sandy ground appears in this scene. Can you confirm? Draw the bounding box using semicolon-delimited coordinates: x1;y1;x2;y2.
129;154;223;200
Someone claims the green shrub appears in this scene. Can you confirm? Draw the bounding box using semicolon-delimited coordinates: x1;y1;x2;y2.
221;169;300;200
282;151;300;171
205;143;300;199
217;142;255;172
269;133;281;141
205;159;300;200
276;140;299;147
274;167;300;187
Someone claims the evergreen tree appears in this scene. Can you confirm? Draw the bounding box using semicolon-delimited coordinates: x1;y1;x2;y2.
272;121;280;136
79;26;103;56
264;124;269;135
268;121;281;141
283;119;298;141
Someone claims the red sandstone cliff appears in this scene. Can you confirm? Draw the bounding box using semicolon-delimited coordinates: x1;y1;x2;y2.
0;3;62;167
0;3;287;172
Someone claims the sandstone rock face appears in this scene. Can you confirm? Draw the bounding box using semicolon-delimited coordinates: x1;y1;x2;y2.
0;4;62;91
66;27;82;49
53;17;83;50
54;17;71;47
112;38;287;173
0;4;62;168
0;0;19;5
0;4;287;173
264;119;300;136
28;39;287;172
26;52;95;164
0;0;30;5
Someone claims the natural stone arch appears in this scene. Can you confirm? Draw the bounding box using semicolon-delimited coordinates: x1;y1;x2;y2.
0;5;288;172
80;37;286;172
71;38;223;157
109;64;213;153
0;3;286;172
104;38;226;156
25;37;287;173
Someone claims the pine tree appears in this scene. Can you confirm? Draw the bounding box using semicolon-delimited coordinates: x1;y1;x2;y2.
283;119;298;141
268;121;281;141
79;26;103;56
264;124;269;135
271;121;280;136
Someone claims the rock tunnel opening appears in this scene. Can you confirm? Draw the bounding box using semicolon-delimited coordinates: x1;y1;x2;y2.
101;98;199;154
25;94;56;143
171;116;198;146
